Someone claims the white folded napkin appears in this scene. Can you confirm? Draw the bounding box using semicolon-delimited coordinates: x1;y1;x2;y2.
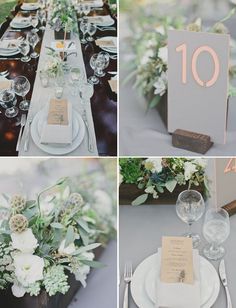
82;0;103;7
0;39;19;52
87;15;113;25
40;101;73;145
0;77;12;91
156;248;201;308
95;37;117;48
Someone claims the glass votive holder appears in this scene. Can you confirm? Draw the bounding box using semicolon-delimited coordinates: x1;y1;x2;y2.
55;86;64;99
39;70;49;88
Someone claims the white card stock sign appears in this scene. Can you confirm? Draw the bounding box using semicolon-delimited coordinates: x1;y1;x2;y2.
168;30;229;144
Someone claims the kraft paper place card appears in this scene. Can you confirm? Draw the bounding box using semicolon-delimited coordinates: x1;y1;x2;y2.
108;79;117;93
215;158;236;207
47;99;68;126
0;79;12;91
160;236;194;284
168;30;229;144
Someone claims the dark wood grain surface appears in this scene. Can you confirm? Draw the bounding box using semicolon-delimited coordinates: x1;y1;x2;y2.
0;4;117;156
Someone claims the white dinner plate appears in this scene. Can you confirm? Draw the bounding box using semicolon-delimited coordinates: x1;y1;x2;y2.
0;49;20;57
31;109;85;155
99;36;117;54
21;3;39;11
130;253;220;308
88;16;114;27
10;21;32;29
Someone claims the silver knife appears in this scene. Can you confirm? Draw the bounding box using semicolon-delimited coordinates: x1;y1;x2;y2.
219;259;232;308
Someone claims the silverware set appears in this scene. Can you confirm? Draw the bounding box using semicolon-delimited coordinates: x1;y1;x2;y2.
82;109;94;153
219;259;232;308
24;118;32;152
123;261;133;308
16;113;26;151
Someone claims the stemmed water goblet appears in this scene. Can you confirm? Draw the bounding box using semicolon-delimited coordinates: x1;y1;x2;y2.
80;82;94;104
80;18;88;44
176;190;205;248
88;54;100;85
83;4;91;16
18;39;31;63
13;76;31;111
70;67;84;96
27;31;39;58
31;15;39;33
95;52;110;77
203;208;230;260
0;89;18;118
87;23;96;42
37;9;46;31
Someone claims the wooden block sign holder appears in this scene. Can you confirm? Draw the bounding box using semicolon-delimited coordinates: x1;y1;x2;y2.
168;30;229;153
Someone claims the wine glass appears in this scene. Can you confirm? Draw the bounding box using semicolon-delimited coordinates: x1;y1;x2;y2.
31;15;39;33
96;52;110;77
27;31;39;58
37;9;46;31
176;190;205;248
83;4;91;16
18;40;30;63
70;67;84;96
80;18;88;44
13;76;31;111
87;23;96;42
80;82;94;104
203;208;230;260
88;54;100;85
0;89;18;118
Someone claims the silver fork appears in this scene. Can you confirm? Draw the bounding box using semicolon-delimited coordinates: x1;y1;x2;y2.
123;261;132;308
24;117;32;152
16;114;26;151
82;110;94;153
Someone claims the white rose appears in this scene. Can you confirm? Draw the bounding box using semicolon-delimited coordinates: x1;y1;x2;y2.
193;158;207;168
146;158;163;173
158;46;168;64
58;239;76;255
154;71;167;96
14;254;44;288
155;25;165;35
40;196;55;216
93;190;112;217
75;252;94;287
141;49;155;66
12;282;26;298
11;228;38;253
184;162;197;181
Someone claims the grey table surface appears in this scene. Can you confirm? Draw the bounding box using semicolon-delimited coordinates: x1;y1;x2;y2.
119;205;236;308
69;240;117;308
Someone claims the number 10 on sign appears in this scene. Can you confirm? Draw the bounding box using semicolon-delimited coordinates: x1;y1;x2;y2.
176;44;220;87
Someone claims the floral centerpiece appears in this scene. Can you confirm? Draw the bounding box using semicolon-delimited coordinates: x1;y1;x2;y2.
119;157;209;205
0;176;115;301
125;9;236;110
49;0;78;40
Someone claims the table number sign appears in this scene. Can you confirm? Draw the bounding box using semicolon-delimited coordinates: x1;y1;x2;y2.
215;158;236;207
168;30;230;144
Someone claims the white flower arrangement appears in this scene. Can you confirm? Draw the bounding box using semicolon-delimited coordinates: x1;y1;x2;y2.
0;176;116;298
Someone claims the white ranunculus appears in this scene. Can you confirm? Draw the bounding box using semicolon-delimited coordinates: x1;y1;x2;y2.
12;282;26;298
184;162;197;181
154;71;167;96
14;254;44;288
58;239;76;255
158;46;168;64
11;228;38;253
93;190;112;217
193;158;207;168
145;158;163;173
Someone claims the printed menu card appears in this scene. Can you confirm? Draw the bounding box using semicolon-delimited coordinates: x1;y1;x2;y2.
160;236;194;284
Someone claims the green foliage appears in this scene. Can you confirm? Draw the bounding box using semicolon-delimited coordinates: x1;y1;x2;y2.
43;265;70;296
119;158;143;184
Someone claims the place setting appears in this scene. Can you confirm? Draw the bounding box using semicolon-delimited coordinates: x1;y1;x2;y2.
119;157;235;308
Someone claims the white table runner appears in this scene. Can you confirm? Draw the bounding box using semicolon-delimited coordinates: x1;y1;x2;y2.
19;24;98;156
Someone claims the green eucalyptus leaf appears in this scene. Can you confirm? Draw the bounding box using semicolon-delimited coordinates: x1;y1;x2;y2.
131;194;148;206
77;219;90;233
72;243;101;255
80;259;105;268
165;179;177;193
79;227;89;246
51;222;64;229
65;225;74;247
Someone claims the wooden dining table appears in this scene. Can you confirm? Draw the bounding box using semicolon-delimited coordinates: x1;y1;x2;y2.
0;3;117;156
